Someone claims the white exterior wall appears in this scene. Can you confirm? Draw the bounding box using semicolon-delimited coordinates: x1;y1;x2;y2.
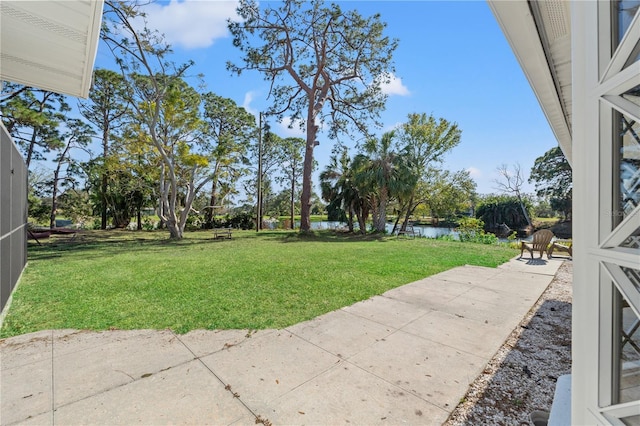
573;1;640;424
571;1;604;421
489;1;640;423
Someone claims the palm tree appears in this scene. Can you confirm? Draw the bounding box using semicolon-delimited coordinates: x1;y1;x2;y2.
320;146;361;232
353;131;408;233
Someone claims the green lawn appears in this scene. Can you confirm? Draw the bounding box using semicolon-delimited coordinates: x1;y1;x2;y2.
0;230;516;338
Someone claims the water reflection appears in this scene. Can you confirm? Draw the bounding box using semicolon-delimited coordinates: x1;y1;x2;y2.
301;221;457;239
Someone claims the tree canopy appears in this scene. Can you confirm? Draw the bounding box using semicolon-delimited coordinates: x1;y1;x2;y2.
0;84;68;168
228;0;398;231
4;1;484;237
529;146;572;199
394;113;462;230
79;69;130;229
529;146;572;220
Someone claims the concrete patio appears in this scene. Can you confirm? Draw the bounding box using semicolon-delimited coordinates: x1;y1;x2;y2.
0;256;565;425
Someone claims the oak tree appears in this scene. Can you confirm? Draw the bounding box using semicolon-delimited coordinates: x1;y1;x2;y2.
529;146;572;219
102;1;206;238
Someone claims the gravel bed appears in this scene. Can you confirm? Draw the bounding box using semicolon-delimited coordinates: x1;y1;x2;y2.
444;260;573;426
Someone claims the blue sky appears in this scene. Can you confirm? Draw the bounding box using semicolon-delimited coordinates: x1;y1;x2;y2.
93;0;559;196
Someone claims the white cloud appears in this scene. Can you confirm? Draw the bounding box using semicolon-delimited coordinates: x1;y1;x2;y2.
378;73;410;96
467;166;482;178
143;0;240;49
383;122;403;133
241;94;306;136
242;91;258;117
275;116;306;138
272;116;326;139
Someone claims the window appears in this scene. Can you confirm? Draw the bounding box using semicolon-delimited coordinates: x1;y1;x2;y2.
613;282;640;404
614;1;640;47
614;109;640;222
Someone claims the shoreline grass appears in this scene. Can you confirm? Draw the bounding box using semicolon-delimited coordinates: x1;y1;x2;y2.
0;230;516;338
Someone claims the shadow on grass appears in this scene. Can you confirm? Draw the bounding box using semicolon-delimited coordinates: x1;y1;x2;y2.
27;229;394;261
28;230;230;261
278;230;388;243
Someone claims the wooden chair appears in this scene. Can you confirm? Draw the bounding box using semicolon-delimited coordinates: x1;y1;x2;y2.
397;222;421;238
520;229;554;259
549;240;572;258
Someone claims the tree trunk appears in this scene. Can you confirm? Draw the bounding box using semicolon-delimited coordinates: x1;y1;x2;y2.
357;209;367;235
430;209;439;225
207;179;218;227
374;187;388;232
49;167;60;229
50;140;73;229
205;172;219;226
355;200;368;235
257;116;262;231
26;95;48;169
100;125;109;229
157;165;167;229
26;129;37;169
347;202;354;233
101;173;108;229
300;105;318;232
165;176;183;239
166;218;183;239
401;195;415;231
289;168;295;229
516;191;532;227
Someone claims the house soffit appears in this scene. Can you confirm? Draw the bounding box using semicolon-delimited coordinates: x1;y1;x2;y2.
0;1;104;99
487;0;573;165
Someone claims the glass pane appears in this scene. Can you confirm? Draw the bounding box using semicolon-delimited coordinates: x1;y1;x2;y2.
622;84;640;107
621;227;640;249
615;112;640;221
624;39;640;68
614;287;640;404
622;414;640;425
615;1;640;46
622;267;640;293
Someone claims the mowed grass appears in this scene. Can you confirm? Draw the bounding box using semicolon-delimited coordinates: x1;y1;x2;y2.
0;230;516;337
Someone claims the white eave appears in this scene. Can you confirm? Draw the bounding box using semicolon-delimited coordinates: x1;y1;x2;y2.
0;0;104;99
488;0;573;165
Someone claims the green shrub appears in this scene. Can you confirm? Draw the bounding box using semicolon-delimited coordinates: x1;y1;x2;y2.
227;212;255;230
142;218;156;231
185;213;204;231
455;217;499;245
476;195;533;231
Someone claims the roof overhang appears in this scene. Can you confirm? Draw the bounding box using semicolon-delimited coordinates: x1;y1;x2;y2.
488;0;573;165
0;0;104;99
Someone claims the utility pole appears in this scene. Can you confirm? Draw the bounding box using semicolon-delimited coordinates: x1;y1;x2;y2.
256;112;262;232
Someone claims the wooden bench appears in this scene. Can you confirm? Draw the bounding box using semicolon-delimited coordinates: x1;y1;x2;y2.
397;223;421;238
213;228;232;239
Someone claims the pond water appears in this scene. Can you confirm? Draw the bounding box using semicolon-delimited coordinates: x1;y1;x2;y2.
271;220;521;243
303;221;457;239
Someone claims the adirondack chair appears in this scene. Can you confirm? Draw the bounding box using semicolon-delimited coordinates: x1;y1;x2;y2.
549;240;572;258
397;222;421;238
520;229;554;259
